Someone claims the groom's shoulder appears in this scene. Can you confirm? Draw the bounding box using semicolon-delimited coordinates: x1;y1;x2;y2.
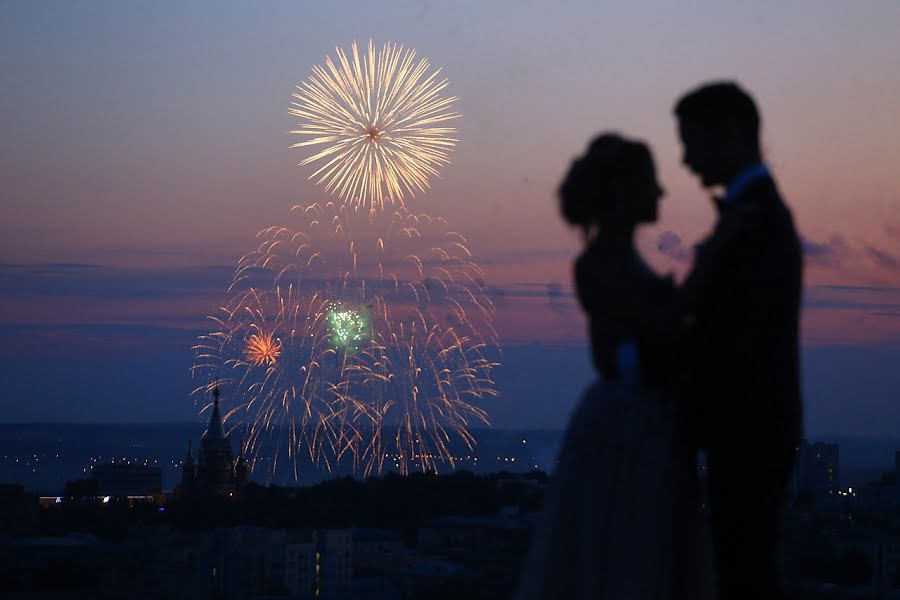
740;178;801;264
745;177;797;231
743;174;782;206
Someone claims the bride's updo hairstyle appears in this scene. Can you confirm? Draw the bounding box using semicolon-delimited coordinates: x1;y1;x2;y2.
559;133;651;236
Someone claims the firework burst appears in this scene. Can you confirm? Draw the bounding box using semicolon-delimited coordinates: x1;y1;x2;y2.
193;203;497;478
289;39;460;210
244;328;282;366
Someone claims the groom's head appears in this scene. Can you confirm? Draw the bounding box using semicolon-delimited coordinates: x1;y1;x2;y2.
675;81;761;188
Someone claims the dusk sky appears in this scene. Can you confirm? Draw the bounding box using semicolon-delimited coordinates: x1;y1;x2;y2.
2;1;899;435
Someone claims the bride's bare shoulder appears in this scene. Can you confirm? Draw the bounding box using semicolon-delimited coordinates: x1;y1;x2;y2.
575;238;630;282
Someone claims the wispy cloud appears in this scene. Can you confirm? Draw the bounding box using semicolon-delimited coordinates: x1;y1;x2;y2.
865;246;900;271
804;284;900;315
801;234;849;267
0;262;234;300
478;248;573;267
656;230;897;273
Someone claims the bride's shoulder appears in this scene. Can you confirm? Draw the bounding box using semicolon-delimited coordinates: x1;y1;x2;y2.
576;237;631;279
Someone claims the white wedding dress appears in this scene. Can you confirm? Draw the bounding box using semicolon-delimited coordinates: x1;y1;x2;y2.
516;344;715;600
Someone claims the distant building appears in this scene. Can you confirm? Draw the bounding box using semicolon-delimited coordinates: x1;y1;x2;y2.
792;440;839;503
133;526;350;599
0;533;141;595
353;528;411;576
177;387;249;499
0;484;39;536
418;510;533;554
827;527;900;592
318;528;353;594
858;451;900;510
63;462;162;503
93;463;162;498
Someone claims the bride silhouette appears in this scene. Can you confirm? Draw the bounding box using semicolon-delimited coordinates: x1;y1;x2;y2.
516;134;716;600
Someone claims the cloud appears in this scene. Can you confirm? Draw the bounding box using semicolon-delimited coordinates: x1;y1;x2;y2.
486;282;575;299
0;262;234;300
655;231;693;263
654;230;897;272
0;262;104;274
801;235;849;267
884;223;900;241
483;282;577;314
804;284;900;315
478;248;573;267
865;246;900;271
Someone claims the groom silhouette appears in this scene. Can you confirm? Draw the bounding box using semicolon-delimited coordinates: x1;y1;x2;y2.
675;82;803;600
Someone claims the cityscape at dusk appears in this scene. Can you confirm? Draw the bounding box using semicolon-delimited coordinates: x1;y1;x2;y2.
2;2;900;598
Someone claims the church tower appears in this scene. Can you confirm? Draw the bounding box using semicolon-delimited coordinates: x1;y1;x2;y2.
195;386;237;497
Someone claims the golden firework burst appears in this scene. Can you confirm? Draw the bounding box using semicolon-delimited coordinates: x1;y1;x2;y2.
289;40;460;210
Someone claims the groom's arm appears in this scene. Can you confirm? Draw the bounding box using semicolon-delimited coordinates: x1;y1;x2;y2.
679;202;761;318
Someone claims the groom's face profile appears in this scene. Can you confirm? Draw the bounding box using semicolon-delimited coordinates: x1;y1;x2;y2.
678;118;728;188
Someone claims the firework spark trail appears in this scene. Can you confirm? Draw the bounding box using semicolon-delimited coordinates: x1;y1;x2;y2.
193;202;498;478
192;285;361;479
290;40;459;210
347;295;498;476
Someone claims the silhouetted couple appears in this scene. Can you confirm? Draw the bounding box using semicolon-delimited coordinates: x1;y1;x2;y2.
518;82;803;600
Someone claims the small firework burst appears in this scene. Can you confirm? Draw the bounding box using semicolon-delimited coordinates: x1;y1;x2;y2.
326;303;368;350
244;328;282;366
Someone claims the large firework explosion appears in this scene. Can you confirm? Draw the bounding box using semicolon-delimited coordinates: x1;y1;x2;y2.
289;39;459;210
193;202;498;477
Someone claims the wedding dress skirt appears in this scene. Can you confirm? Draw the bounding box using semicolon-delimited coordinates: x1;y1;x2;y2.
516;371;715;600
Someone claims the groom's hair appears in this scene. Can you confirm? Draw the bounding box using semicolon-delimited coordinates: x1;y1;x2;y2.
674;81;760;151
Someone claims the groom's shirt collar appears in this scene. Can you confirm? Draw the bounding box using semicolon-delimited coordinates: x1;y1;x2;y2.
722;162;770;205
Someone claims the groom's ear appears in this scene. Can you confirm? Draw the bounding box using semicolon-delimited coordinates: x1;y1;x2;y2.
718;120;745;146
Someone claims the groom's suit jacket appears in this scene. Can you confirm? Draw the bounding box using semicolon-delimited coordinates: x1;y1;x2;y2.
686;176;803;454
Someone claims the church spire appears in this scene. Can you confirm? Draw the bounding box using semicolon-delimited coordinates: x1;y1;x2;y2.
202;386;227;441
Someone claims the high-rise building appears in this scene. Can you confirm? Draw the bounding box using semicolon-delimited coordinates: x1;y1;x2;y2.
792;440;839;503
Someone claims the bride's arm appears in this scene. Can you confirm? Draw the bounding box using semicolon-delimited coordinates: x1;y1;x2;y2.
576;254;684;339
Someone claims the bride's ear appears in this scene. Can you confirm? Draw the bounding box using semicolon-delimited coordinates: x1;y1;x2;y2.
608;180;629;220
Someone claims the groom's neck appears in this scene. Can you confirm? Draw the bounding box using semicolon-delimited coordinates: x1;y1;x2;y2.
719;150;763;185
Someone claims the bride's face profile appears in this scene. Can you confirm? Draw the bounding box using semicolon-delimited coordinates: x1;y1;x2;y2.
628;151;664;225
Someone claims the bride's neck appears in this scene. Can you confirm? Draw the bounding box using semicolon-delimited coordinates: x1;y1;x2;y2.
595;223;636;246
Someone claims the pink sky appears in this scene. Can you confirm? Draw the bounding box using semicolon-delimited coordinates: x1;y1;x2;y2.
1;2;898;428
